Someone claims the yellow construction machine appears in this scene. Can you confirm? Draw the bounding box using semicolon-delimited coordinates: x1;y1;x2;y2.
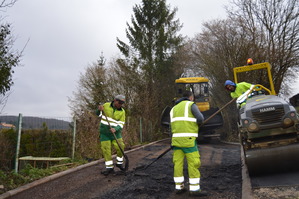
175;77;210;112
161;76;223;140
234;60;299;175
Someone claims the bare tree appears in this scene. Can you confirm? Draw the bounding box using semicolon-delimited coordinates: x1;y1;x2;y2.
0;92;10;113
68;54;116;158
184;0;299;140
68;61;108;117
227;0;299;94
184;19;255;139
0;0;17;9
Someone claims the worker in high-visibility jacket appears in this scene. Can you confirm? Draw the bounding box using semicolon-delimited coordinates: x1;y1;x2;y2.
224;80;255;108
96;95;126;176
170;90;207;197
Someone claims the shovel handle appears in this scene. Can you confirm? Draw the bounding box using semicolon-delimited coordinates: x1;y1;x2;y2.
101;110;129;171
200;97;237;128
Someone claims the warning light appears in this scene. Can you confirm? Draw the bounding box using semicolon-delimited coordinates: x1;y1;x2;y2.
247;58;254;65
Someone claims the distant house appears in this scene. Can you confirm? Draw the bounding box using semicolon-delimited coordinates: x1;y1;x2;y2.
0;122;16;129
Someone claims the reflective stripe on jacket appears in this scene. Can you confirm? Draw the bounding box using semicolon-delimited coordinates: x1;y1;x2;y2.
97;102;125;129
236;85;255;104
170;100;198;138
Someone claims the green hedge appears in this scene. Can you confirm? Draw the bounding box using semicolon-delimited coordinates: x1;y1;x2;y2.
0;127;72;171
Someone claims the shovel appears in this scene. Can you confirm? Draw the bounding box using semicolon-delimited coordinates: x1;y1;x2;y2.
101;110;129;173
135;97;237;172
134;146;172;172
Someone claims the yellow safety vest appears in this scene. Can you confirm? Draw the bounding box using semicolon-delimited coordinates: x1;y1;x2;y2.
170;100;198;148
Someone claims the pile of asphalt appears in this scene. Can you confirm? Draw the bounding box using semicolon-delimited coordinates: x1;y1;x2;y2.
99;139;242;199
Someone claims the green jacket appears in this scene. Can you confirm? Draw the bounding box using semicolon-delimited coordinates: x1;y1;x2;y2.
230;82;253;99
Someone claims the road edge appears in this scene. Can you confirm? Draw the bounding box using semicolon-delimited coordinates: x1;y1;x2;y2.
241;145;254;199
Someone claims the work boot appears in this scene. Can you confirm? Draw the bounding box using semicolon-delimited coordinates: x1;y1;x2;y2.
101;168;114;176
175;188;187;194
116;164;125;171
175;184;186;194
189;190;208;197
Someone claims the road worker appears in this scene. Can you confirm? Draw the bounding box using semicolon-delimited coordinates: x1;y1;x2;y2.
96;95;126;176
224;80;255;108
170;90;207;196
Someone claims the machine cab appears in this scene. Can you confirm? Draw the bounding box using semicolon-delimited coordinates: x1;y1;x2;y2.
175;77;210;112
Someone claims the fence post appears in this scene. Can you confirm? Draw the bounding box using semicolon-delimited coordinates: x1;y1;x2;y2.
14;113;22;173
71;117;76;160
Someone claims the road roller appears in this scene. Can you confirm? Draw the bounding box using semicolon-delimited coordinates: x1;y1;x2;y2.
234;61;299;175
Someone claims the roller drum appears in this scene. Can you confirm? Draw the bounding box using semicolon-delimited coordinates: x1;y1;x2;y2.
245;143;299;175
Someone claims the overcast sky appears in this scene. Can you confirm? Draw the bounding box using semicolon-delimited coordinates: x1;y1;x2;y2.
2;0;298;118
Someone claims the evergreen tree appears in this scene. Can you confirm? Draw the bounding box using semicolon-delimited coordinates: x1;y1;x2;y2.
117;0;183;81
116;0;184;141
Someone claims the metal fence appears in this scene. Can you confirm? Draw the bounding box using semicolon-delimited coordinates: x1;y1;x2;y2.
0;114;76;173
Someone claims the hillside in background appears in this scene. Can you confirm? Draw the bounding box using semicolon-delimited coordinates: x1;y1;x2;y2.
0;115;72;130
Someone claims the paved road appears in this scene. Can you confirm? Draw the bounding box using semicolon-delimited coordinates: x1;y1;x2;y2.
1;138;243;199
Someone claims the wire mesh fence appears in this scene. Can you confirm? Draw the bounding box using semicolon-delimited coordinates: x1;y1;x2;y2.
0;113;169;172
0;114;76;172
0;115;73;130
